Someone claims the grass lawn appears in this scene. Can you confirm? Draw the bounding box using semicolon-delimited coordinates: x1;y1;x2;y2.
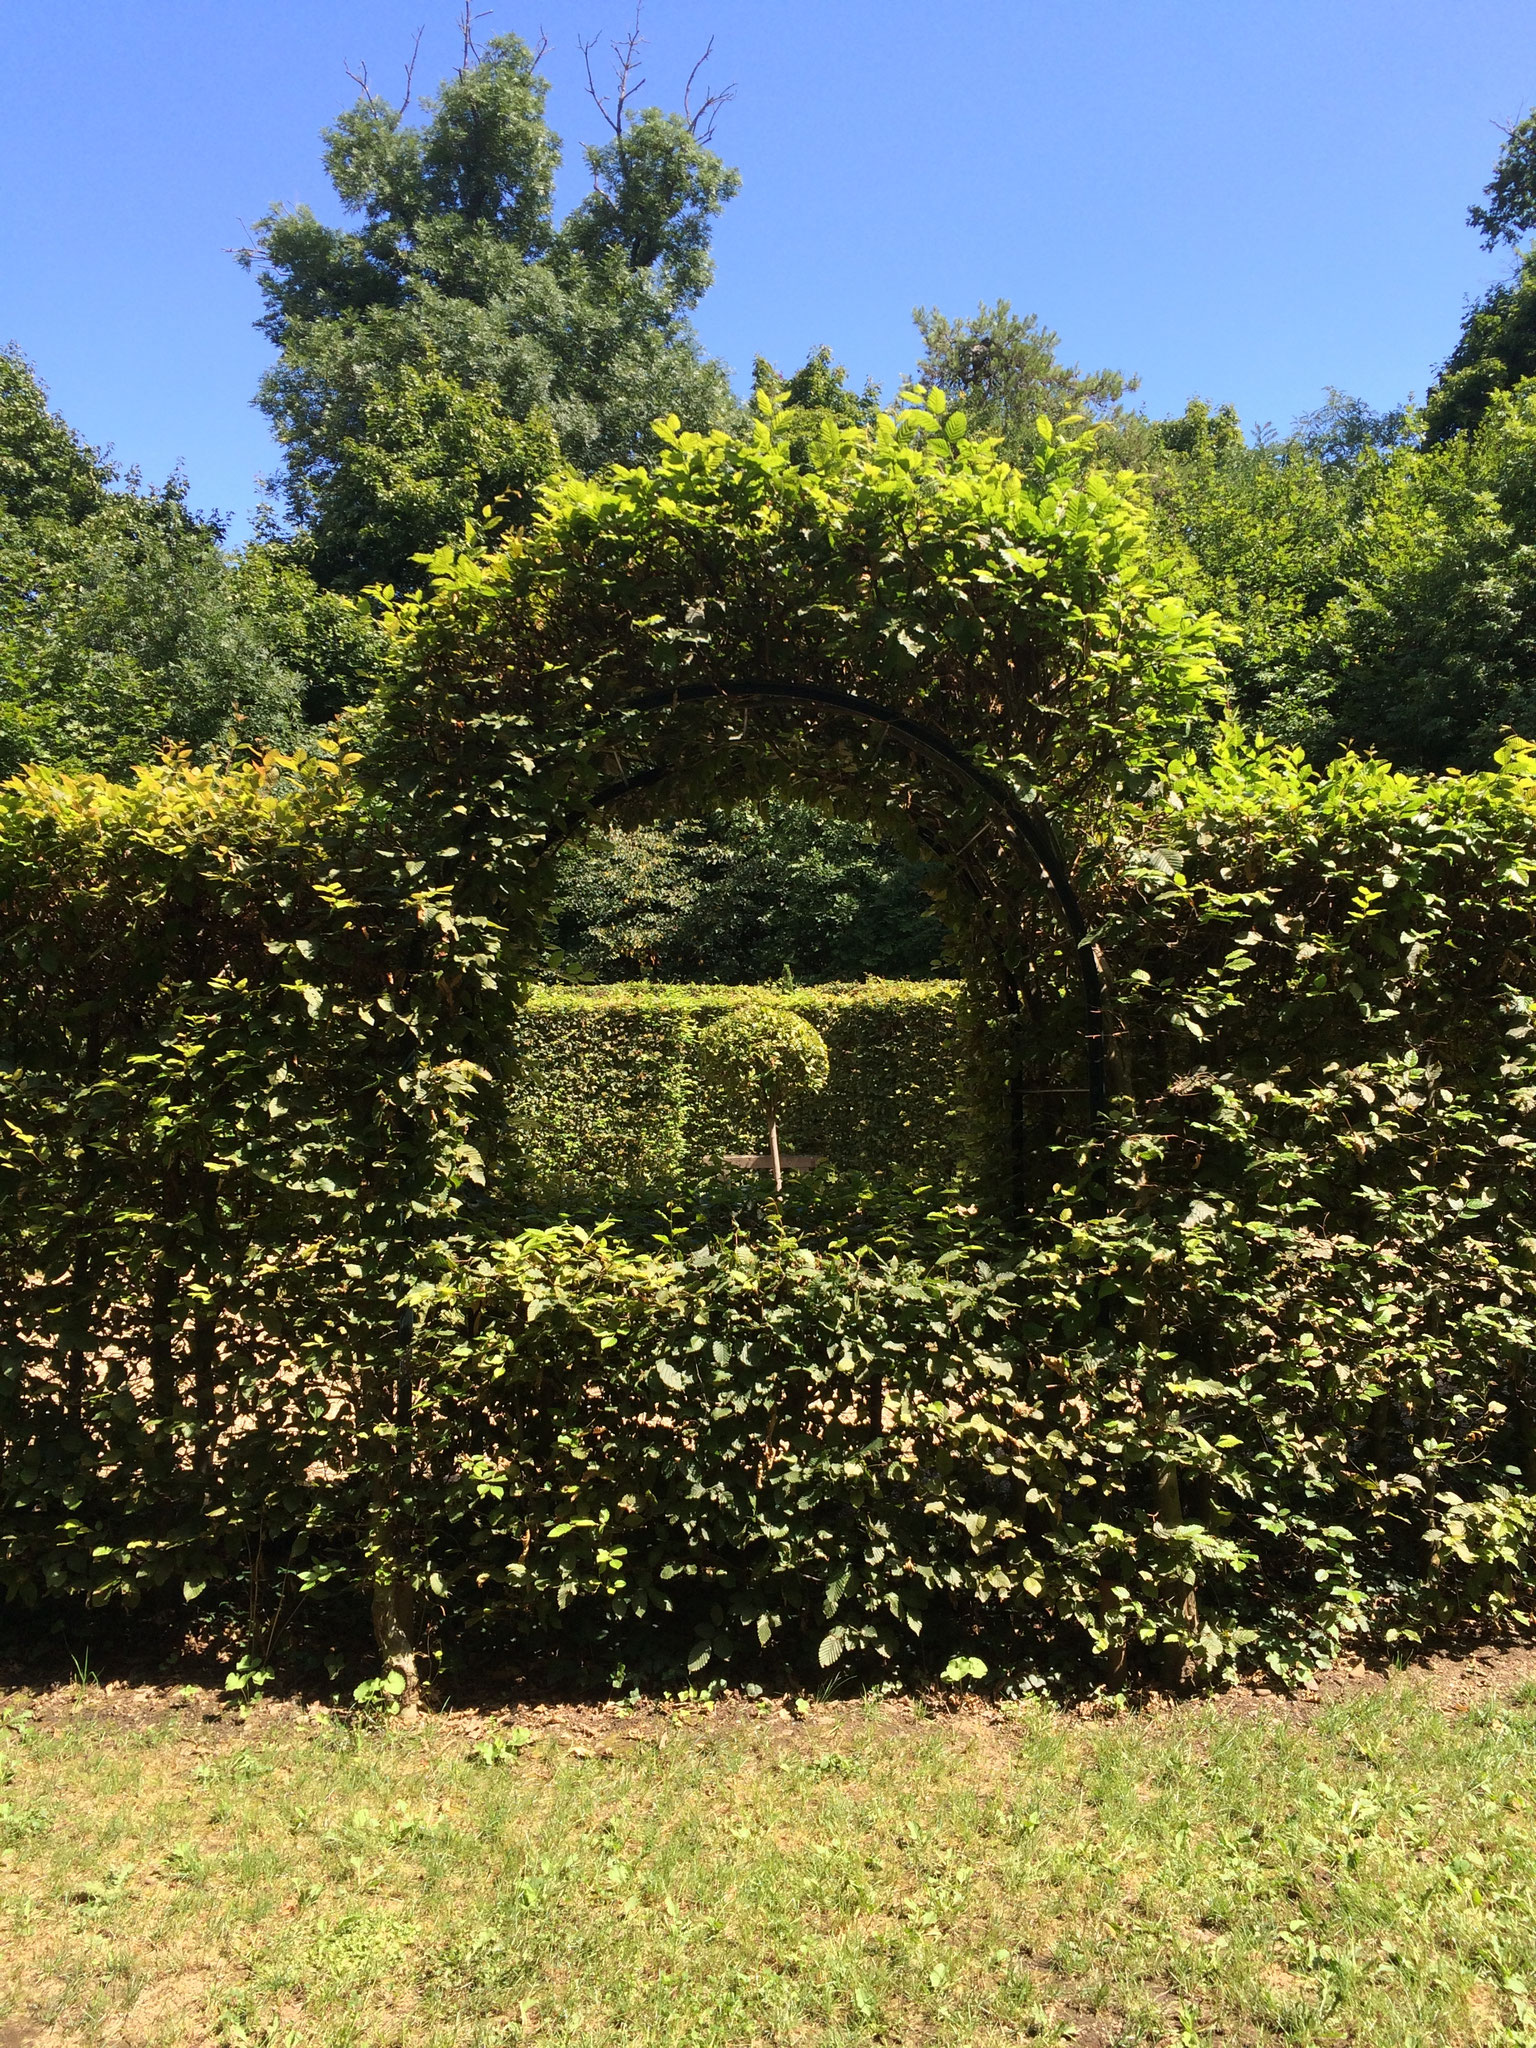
3;1647;1536;2047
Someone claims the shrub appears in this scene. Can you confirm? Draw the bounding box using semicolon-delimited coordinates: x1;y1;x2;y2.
70;1196;1518;1693
692;998;829;1186
0;745;518;1697
419;1199;1532;1685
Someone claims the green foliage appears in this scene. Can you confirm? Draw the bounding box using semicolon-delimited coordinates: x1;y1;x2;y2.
0;743;517;1673
358;386;1212;1219
245;34;742;589
747;348;882;465
457;732;1536;1683
222;535;397;730
361;385;1219;1225
1315;390;1536;764
1468;109;1536;250
371;388;1220;856
0;351;386;775
1435;272;1536;454
5;725;1536;1690
507;981;964;1202
1423;118;1536;443
261;352;562;595
1146;388;1536;769
563;107;741;310
0;482;309;781
911;300;1138;465
550;799;944;984
1145;410;1353;755
1424;247;1536;446
14;0;1536;1703
0;346;107;525
1154;395;1245;462
692;999;830;1154
14;400;1529;1694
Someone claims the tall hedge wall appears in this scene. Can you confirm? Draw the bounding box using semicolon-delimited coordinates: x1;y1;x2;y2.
507;980;966;1201
4;733;1536;1694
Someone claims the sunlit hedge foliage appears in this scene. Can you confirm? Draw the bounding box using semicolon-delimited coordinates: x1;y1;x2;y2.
3;400;1535;1693
509;981;964;1200
2;731;1535;1690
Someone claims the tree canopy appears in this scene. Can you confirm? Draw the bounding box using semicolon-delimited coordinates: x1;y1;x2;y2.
1146;385;1536;770
243;32;742;592
1424;114;1536;444
0;350;345;779
1468;111;1536;251
8;34;1536;860
911;300;1137;465
551;799;944;983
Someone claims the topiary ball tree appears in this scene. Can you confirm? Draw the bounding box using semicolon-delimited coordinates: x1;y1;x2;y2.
695;999;830;1191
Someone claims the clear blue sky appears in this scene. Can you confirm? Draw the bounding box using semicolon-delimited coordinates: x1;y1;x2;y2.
3;1;1533;536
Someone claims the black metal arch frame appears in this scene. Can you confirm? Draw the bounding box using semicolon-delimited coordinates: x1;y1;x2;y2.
587;679;1108;1124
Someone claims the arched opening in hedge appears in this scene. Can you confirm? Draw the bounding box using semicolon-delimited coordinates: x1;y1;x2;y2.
578;678;1107;1198
371;392;1223;1204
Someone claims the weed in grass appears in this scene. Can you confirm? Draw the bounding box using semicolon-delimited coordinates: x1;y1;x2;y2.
469;1729;535;1765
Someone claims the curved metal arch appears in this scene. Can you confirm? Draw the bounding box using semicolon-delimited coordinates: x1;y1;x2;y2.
606;678;1108;1122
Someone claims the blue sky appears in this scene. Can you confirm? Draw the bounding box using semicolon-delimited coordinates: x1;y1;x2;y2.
4;1;1533;536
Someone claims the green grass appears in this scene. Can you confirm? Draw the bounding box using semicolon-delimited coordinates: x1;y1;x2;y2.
4;1661;1536;2046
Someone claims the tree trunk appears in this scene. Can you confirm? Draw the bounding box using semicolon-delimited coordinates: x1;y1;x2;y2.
148;1261;178;1423
768;1118;782;1194
371;1563;419;1711
1155;1462;1198;1690
55;1246;99;1438
365;1326;420;1712
997;971;1029;1223
190;1305;219;1479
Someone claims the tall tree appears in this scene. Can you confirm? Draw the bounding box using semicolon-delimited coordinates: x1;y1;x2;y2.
910;300;1137;463
0;350;382;778
1426;115;1536;443
1143;399;1362;756
1468;110;1536;251
551;800;945;984
1148;383;1536;771
747;346;882;464
1322;387;1536;766
243;28;742;590
1423;254;1536;443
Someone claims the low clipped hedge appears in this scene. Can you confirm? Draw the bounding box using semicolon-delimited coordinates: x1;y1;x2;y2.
507;980;965;1201
6;1195;1525;1694
409;1208;1536;1688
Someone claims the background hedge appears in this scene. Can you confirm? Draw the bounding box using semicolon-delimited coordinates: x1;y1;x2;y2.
507;980;966;1202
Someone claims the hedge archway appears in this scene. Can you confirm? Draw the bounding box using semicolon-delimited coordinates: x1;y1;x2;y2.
367;391;1222;1198
6;408;1536;1696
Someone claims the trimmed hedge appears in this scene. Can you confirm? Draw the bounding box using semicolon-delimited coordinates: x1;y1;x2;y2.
5;733;1536;1694
508;980;966;1201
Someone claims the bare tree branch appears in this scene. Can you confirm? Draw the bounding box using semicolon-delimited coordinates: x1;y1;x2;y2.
344;57;379;107
577;33;610;132
682;39;712;121
682;36;735;142
346;25;430;121
400;25;425;114
579;3;647;137
458;0;492;77
529;26;550;69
